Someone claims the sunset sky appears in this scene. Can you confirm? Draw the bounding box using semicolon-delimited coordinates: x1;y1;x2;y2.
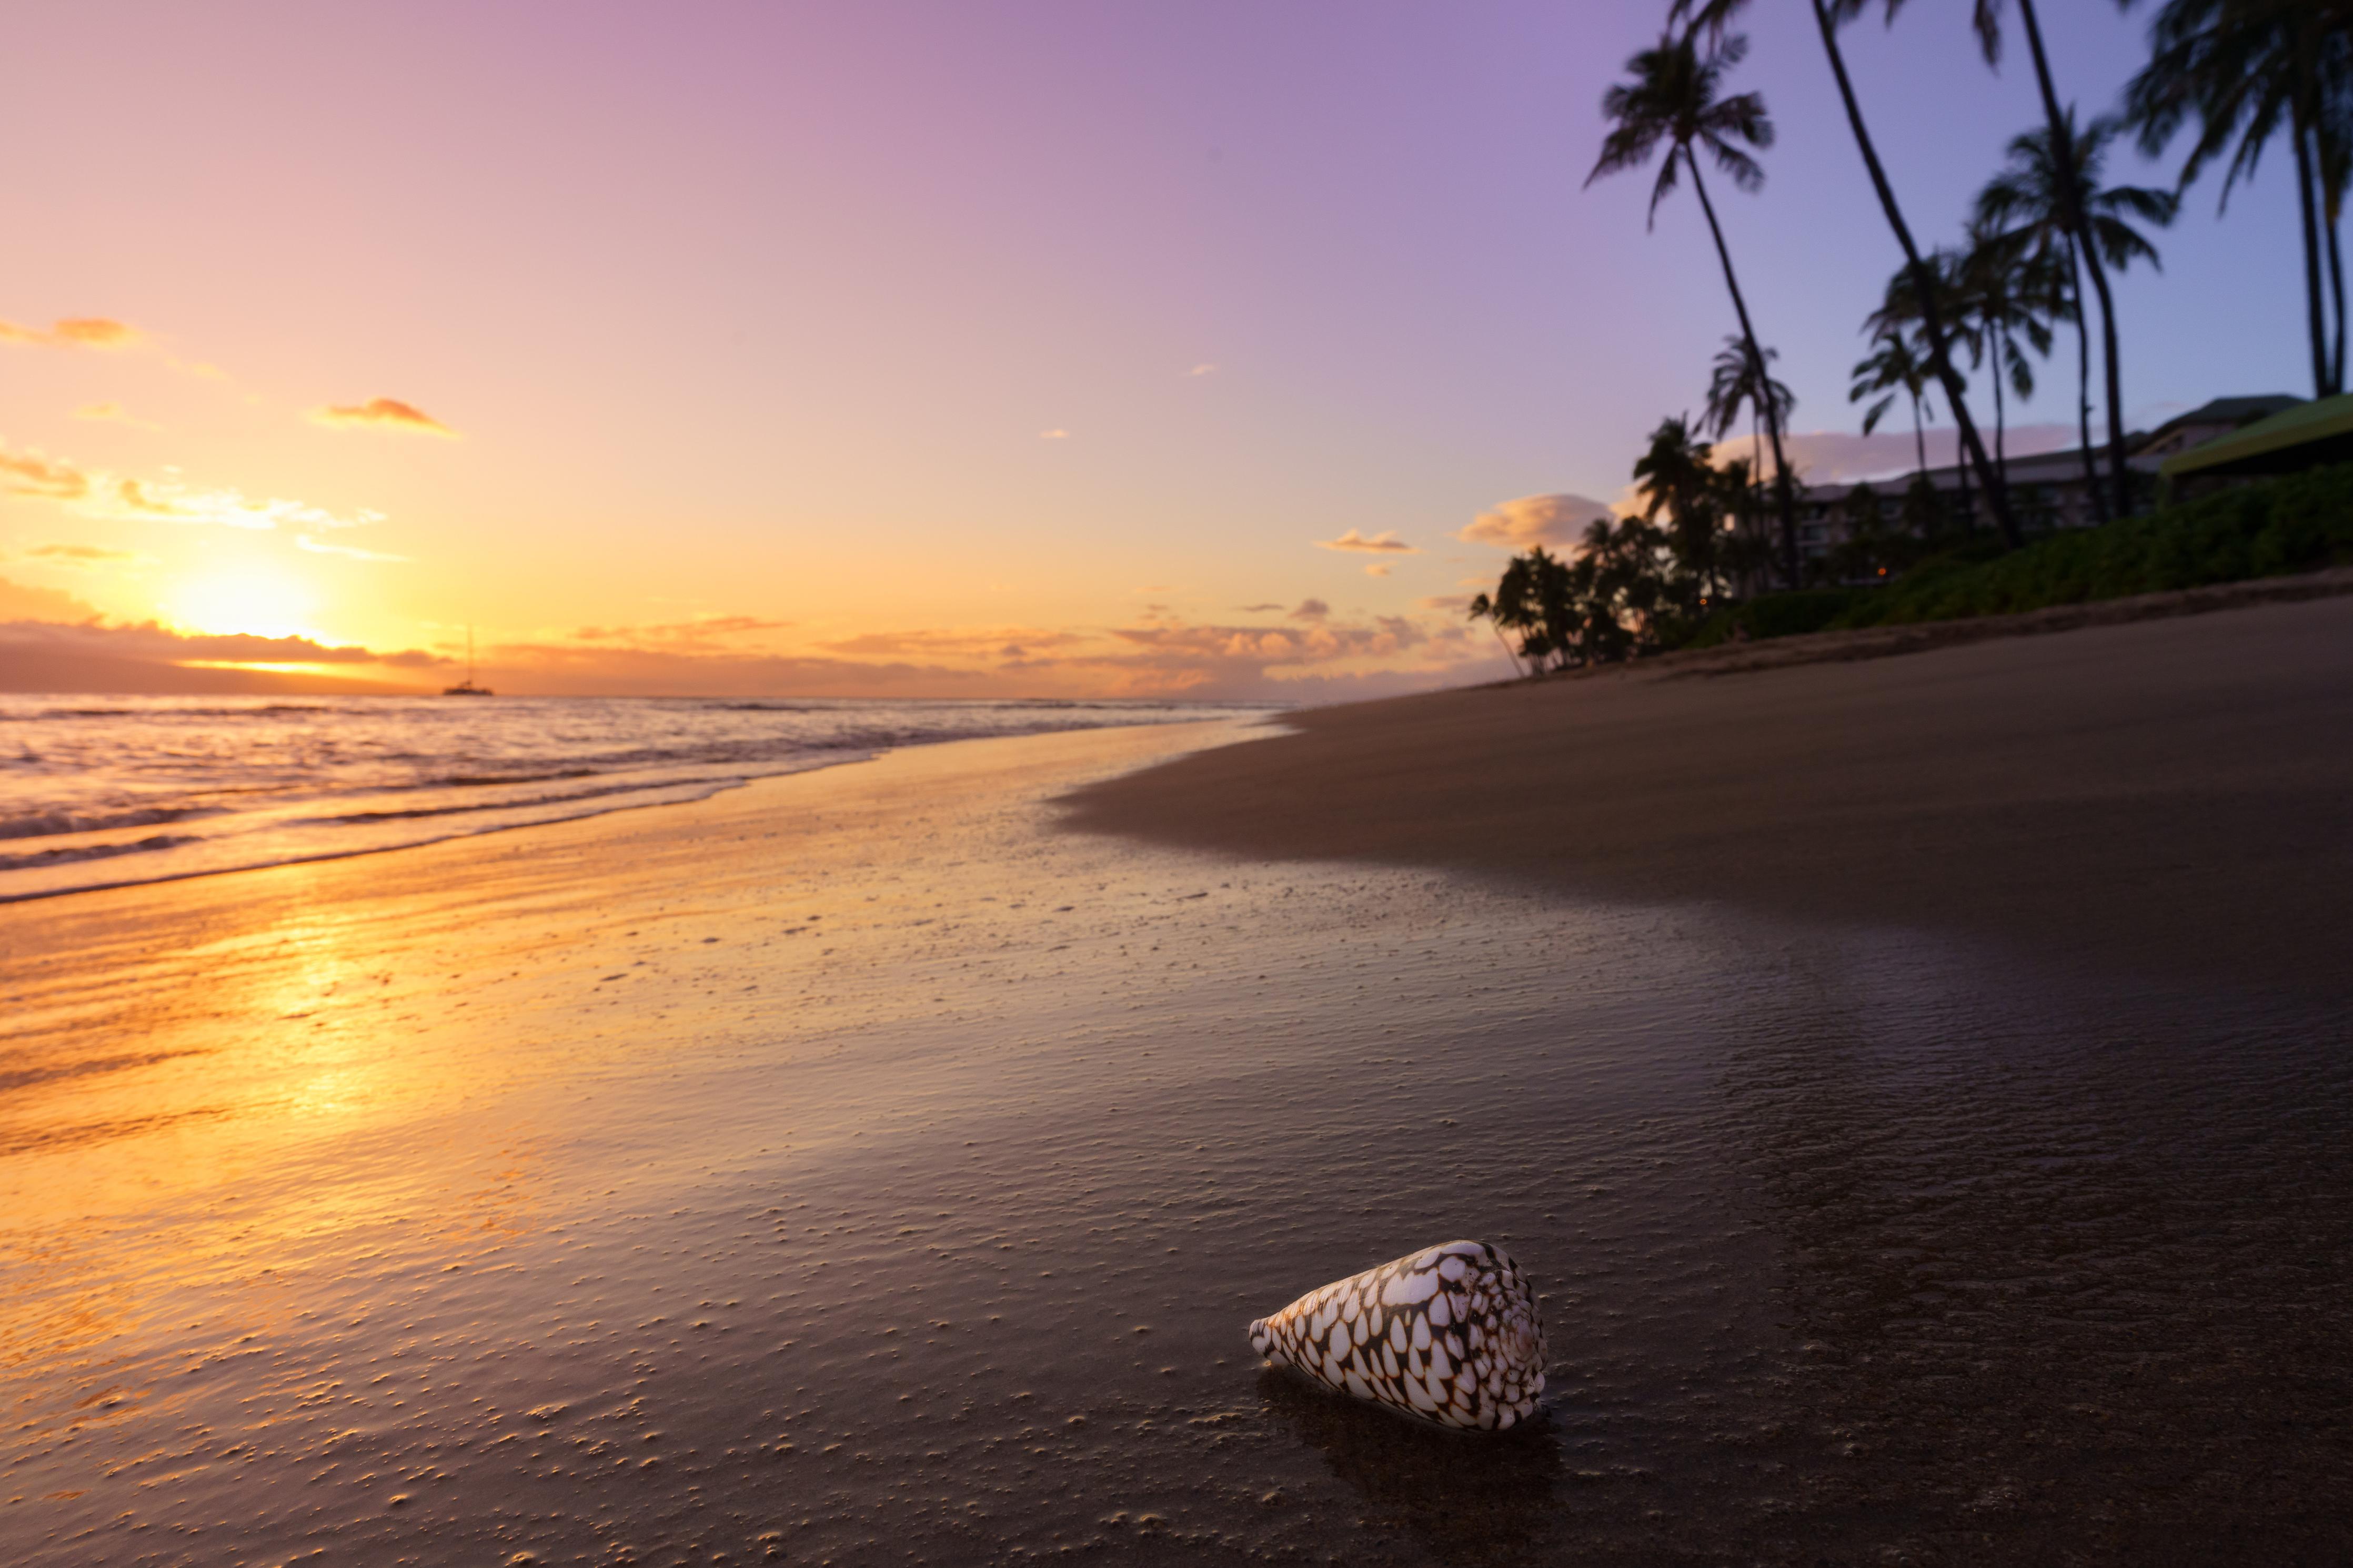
0;1;2320;698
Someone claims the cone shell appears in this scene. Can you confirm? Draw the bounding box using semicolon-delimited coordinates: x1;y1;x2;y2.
1248;1240;1546;1430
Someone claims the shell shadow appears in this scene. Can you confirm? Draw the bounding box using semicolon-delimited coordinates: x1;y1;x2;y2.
1254;1366;1561;1564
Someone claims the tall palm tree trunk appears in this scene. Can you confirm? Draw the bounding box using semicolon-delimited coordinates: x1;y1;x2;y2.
1809;0;2019;548
1975;330;2002;537
1685;155;1801;589
2295;112;2332;397
2318;124;2347;395
2014;0;2133;518
1911;394;1927;478
2069;239;2108;527
1993;323;2010;489
1955;419;1973;537
2331;199;2347;393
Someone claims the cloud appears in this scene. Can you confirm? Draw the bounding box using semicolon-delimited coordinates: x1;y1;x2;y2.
311;398;458;438
74;401;162;431
1038;428;1071;440
460;599;1506;701
1316;528;1417;554
0;613;443;669
0;446;92;500
1238;602;1285;613
0;575;100;622
1363;563;1392;578
815;626;1086;661
1188;363;1218;377
1101;614;1449;684
24;543;138;566
564;614;798;652
1417;593;1476;613
1457;493;1619;551
0;317;143;350
297;535;409;563
105;477;380;531
1289;598;1330;622
2;440;386;532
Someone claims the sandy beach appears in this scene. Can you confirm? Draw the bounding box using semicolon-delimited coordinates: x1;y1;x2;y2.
1071;591;2353;1000
4;599;2350;1565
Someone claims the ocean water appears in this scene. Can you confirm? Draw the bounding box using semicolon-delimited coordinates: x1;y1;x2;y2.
0;693;1270;902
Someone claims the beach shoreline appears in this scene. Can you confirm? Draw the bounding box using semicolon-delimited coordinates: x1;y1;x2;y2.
1064;591;2353;1000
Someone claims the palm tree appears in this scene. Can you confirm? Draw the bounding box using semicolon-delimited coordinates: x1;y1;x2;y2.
1703;334;1795;496
1966;0;2152;516
1633;414;1724;609
1711;452;1778;594
1674;0;2020;548
1850;321;1937;480
1957;224;2062;504
1587;29;1801;589
1974;114;2176;523
2124;0;2353;397
2324;58;2350;389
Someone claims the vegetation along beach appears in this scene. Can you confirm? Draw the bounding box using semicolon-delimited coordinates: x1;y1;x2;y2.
4;2;2350;1564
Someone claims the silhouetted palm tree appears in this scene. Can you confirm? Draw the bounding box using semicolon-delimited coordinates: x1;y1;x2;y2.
1703;333;1795;498
1957;223;2062;504
1673;0;2020;547
1967;0;2153;515
1895;249;1980;530
1588;29;1801;588
1975;114;2175;523
1633;414;1724;608
2124;0;2352;396
1850;321;1937;480
1711;452;1778;593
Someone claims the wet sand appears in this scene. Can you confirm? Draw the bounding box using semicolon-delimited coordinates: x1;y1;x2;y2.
3;606;2350;1565
1069;592;2353;1000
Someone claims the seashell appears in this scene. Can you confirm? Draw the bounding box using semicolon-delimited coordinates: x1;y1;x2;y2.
1248;1240;1546;1430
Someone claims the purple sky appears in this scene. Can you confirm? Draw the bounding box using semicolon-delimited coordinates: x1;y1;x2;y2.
0;1;2318;695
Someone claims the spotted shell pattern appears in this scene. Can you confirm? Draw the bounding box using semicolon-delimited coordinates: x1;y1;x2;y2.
1248;1240;1546;1430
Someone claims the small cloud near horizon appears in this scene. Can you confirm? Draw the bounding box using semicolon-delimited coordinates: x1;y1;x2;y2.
0;574;101;622
1039;428;1071;440
1289;598;1330;622
1239;602;1284;613
311;398;458;438
1317;529;1417;554
3;440;385;533
0;610;446;671
1459;493;1618;552
26;543;139;566
0;317;143;350
1;445;93;500
1188;363;1217;377
1364;563;1392;577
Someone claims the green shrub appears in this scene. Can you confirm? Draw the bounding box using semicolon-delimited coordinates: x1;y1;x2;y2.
1723;462;2353;642
1739;588;1868;640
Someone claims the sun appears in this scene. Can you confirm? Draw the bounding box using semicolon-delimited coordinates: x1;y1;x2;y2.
166;567;318;639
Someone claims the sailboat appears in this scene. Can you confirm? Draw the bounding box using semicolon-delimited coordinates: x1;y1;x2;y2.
442;626;494;696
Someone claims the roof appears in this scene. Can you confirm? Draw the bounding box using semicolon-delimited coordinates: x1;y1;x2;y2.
2139;394;2304;448
2160;392;2353;479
